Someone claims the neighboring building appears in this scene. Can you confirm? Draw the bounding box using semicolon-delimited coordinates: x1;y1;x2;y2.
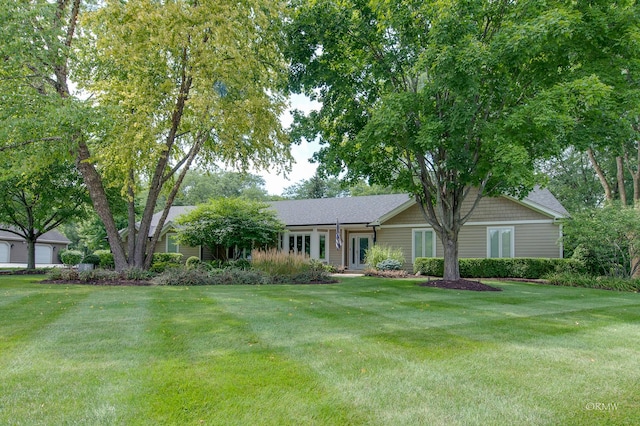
142;187;568;271
0;229;70;265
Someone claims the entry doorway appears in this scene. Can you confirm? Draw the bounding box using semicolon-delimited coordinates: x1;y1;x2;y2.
349;234;372;270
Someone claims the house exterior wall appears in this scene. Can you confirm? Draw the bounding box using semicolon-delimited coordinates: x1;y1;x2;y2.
384;194;551;226
0;240;67;264
377;196;563;272
153;233;200;261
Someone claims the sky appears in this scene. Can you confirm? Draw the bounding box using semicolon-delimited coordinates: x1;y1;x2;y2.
255;94;322;196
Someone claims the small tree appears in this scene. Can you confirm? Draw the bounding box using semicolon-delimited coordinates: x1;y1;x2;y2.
176;199;285;259
0;161;90;269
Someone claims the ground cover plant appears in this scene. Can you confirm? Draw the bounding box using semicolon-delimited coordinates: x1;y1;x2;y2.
0;275;638;425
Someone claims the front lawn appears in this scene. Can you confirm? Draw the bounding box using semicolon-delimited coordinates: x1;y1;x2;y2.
1;276;638;425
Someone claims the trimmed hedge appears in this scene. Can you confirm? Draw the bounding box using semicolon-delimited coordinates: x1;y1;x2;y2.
413;257;583;279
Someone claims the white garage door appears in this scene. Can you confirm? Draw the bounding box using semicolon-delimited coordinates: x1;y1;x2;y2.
0;242;9;263
35;245;52;264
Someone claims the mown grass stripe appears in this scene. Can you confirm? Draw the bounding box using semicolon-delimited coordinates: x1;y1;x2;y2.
0;276;638;425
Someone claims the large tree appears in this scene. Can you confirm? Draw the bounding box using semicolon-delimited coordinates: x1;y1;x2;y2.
1;0;290;270
286;0;616;280
0;161;89;269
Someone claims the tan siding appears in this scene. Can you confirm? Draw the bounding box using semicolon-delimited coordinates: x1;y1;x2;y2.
378;222;562;272
384;192;551;226
514;223;562;258
153;234;199;262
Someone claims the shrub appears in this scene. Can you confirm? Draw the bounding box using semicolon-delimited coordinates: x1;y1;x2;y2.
94;250;115;269
152;253;184;263
376;259;403;271
150;253;183;273
226;258;251;270
60;250;83;267
81;253;100;266
544;272;640;292
210;268;270;285
48;268;79;281
413;257;581;279
364;245;405;269
364;269;408;278
185;256;202;269
78;269;120;282
152;267;216;286
122;268;155;281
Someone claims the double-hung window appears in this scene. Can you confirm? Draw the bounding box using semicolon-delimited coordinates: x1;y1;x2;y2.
487;227;514;258
166;233;180;253
413;229;435;262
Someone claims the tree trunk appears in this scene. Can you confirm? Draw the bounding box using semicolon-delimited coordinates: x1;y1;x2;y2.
616;156;627;205
587;148;613;202
441;231;460;281
75;139;128;271
26;238;36;270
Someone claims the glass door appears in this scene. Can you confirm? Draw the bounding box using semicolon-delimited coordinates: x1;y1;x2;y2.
350;234;372;269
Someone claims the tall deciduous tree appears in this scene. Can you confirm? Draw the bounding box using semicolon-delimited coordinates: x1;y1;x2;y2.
1;0;290;271
286;0;615;280
0;162;90;269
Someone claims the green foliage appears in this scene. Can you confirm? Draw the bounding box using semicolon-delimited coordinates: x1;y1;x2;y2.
47;268;79;281
150;253;183;274
563;205;640;277
376;259;403;271
414;258;580;279
364;269;409;279
544;272;640;292
176;198;285;254
185;256;202;269
151;253;184;264
60;250;84;267
0;161;90;268
81;254;101;266
364;245;405;270
152;268;217;286
286;0;620;280
94;250;115;269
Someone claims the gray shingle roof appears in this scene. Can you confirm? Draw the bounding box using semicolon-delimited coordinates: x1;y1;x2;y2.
0;228;70;244
523;187;569;216
145;187;567;234
269;194;412;226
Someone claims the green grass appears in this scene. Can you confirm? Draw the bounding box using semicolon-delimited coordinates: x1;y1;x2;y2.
1;275;639;425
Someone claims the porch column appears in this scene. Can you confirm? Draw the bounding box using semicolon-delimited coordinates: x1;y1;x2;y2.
310;229;319;259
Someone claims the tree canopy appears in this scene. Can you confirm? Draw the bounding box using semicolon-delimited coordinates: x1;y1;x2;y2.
286;0;621;279
176;198;284;258
0;161;90;268
1;0;291;271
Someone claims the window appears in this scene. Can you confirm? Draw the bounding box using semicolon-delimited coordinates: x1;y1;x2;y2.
287;232;328;261
166;233;179;253
488;227;514;258
413;229;435;261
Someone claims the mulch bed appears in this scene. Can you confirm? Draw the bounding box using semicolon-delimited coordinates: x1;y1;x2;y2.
418;279;502;292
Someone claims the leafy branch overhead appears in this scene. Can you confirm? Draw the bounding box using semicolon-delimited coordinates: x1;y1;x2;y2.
285;0;628;280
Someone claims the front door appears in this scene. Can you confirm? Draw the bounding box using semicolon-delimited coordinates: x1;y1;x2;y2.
350;234;372;269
